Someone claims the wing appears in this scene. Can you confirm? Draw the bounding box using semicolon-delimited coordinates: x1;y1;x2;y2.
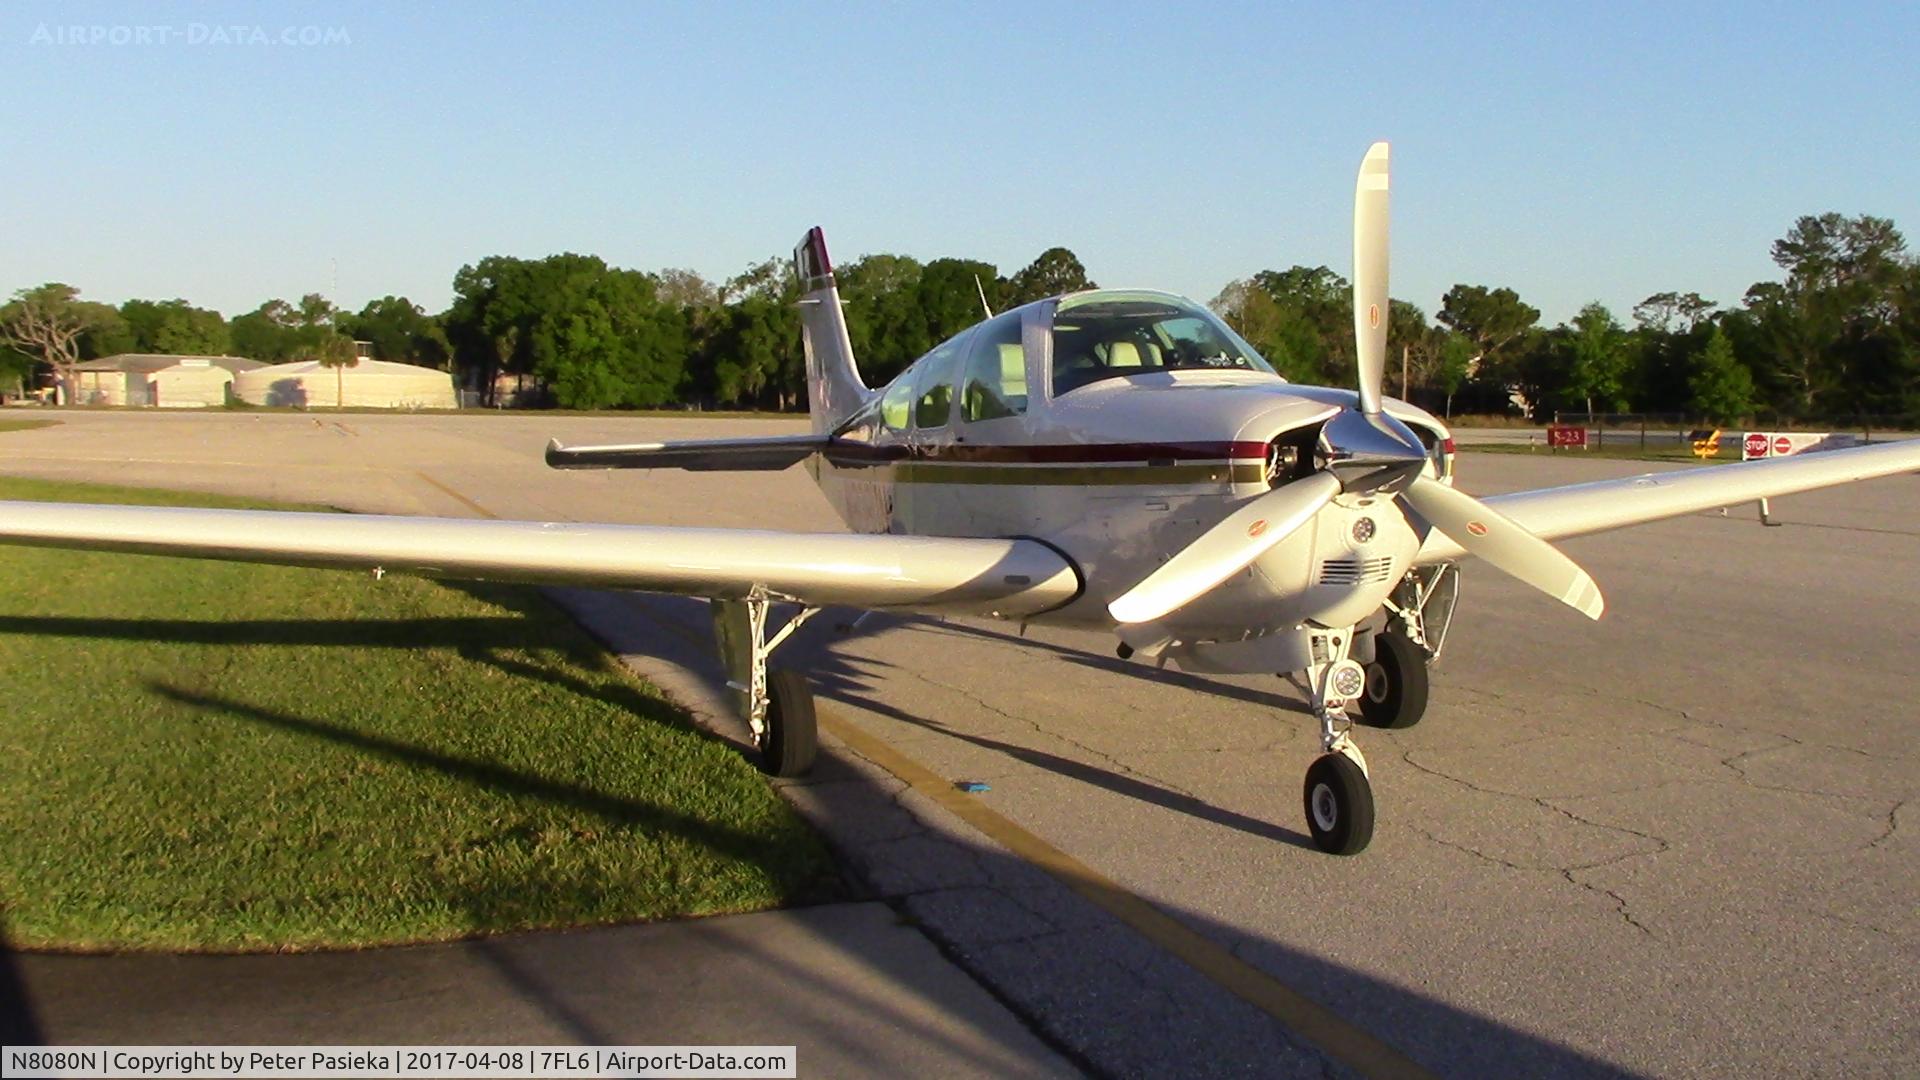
1415;439;1920;563
546;435;827;471
0;502;1080;616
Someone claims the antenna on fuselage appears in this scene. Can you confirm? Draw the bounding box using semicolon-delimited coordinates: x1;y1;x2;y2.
973;274;995;319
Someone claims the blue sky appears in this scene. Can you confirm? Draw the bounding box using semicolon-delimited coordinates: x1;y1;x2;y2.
3;1;1915;326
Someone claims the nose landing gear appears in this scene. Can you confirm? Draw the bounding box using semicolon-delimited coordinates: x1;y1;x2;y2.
1296;629;1376;855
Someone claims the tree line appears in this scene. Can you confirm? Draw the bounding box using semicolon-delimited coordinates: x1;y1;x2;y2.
4;213;1914;422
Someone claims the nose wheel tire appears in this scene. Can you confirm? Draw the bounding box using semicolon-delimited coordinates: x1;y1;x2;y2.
1303;753;1374;855
758;668;818;778
1356;628;1429;729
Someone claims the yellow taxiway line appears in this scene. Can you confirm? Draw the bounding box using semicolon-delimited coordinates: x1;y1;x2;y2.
819;710;1436;1080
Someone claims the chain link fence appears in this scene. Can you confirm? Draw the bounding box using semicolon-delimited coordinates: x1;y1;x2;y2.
1548;412;1915;449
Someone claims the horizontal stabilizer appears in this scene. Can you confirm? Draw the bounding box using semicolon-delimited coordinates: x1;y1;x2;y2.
546;434;828;472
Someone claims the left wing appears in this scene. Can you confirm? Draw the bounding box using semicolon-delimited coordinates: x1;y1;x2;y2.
1415;438;1920;563
0;502;1080;616
546;435;826;471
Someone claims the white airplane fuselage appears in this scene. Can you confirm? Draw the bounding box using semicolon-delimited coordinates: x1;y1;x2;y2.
802;293;1453;673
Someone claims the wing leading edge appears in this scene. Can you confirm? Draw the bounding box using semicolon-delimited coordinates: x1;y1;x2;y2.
1414;438;1920;563
546;435;827;471
0;502;1081;616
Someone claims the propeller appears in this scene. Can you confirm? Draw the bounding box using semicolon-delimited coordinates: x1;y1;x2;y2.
1107;141;1606;626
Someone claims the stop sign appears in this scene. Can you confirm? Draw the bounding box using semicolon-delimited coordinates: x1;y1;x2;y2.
1744;433;1769;458
1774;435;1793;456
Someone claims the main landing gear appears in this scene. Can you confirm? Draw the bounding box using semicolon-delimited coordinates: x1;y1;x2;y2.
1356;564;1457;730
712;592;819;777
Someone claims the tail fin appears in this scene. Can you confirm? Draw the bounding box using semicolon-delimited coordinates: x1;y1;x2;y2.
793;227;870;434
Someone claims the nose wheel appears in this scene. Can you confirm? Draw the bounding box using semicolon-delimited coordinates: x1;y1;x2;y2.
1303;752;1374;855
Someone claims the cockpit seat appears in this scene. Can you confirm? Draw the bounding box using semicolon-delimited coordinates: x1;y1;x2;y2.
1106;340;1162;369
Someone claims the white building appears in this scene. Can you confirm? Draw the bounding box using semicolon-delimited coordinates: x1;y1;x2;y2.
233;358;459;409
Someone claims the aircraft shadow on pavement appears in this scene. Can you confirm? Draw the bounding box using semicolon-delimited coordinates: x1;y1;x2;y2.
567;594;1643;1075
0;913;44;1044
6;590;1636;1074
869;612;1315;717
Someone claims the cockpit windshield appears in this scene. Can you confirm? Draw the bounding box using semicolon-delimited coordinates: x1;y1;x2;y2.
1050;292;1277;396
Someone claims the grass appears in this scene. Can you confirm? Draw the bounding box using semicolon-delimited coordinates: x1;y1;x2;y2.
0;476;836;952
0;419;60;434
1462;442;1747;465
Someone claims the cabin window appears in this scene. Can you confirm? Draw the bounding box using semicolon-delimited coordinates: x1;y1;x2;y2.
880;331;968;431
879;378;914;431
959;311;1027;422
1050;294;1275;396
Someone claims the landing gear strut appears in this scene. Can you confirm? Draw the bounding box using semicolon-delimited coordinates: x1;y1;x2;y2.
712;592;819;777
1358;564;1457;729
1298;628;1375;855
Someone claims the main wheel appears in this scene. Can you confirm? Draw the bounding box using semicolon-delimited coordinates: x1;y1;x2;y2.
1356;628;1429;729
1302;753;1374;855
758;668;818;778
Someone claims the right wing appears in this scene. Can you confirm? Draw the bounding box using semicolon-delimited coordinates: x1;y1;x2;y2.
1415;438;1920;562
0;501;1081;617
546;435;827;471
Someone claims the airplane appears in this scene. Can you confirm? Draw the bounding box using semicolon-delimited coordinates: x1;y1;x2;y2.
3;142;1917;855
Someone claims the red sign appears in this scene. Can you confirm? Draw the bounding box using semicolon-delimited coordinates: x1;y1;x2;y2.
1773;435;1793;456
1744;433;1769;459
1547;425;1588;449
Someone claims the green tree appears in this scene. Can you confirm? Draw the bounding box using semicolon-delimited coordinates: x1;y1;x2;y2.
1211;267;1351;383
120;299;230;355
917;258;1003;349
1006;247;1095;306
839;253;931;384
231;295;337;363
311;332;359;408
1566;302;1631;416
1740;213;1911;416
1688;325;1755;423
340;296;449;369
1387;299;1444;399
1435;333;1474;418
445;253;688;409
1436;284;1540;392
0;284;105;404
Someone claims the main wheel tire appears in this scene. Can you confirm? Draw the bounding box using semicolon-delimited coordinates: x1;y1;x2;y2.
1302;753;1375;855
759;668;818;778
1356;628;1430;729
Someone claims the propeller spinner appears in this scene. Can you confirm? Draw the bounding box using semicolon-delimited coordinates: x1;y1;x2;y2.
1108;142;1606;626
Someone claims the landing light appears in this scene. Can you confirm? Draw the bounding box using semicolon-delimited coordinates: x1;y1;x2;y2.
1330;662;1366;700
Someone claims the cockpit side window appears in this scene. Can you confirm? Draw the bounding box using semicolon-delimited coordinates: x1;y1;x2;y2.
879;330;968;432
958;311;1027;423
1051;296;1275;396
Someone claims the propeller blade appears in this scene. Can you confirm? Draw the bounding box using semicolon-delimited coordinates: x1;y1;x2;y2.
1401;477;1605;619
1353;141;1390;416
1109;473;1342;625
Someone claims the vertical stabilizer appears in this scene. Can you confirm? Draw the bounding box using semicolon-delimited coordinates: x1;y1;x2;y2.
793;227;870;434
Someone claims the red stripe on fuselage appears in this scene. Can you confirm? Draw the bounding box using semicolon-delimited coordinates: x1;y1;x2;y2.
822;441;1269;465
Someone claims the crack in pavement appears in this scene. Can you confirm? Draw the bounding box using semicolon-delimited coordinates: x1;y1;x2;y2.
1393;747;1668;938
1867;799;1907;850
